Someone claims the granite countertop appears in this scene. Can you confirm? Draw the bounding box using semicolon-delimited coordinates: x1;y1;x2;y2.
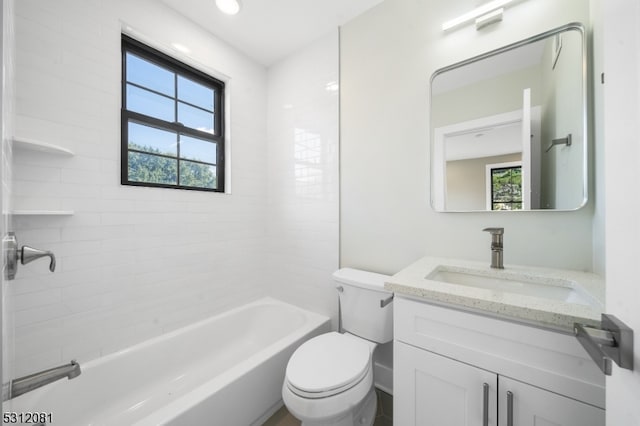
385;256;605;332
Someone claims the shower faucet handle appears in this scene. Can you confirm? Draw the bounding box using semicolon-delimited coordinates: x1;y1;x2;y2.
3;232;56;280
21;245;56;272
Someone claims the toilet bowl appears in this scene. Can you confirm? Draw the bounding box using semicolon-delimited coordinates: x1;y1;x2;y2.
282;268;393;426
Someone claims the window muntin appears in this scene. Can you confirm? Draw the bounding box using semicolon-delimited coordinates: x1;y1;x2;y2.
121;35;225;192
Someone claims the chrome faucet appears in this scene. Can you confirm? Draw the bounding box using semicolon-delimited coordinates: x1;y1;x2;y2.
3;360;81;401
482;227;504;269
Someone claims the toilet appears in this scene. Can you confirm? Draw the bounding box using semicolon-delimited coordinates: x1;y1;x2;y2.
282;268;393;426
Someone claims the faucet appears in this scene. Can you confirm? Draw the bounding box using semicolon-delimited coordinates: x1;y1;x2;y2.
482;227;504;269
3;360;81;401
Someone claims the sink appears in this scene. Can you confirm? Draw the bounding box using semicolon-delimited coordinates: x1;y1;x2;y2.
426;266;599;307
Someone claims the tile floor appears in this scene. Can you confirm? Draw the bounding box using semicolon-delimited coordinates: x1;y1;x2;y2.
263;389;392;426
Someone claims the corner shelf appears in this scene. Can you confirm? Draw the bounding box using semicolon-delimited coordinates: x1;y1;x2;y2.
12;210;74;216
13;137;75;156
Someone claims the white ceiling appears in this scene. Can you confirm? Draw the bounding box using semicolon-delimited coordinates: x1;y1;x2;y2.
160;0;384;66
445;122;522;161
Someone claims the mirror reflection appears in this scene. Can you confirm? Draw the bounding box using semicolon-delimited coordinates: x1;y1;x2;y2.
430;23;587;212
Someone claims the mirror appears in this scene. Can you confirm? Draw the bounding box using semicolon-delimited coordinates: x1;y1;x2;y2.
430;23;588;212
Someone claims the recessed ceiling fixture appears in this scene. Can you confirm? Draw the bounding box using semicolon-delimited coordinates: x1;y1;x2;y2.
442;0;513;31
215;0;241;15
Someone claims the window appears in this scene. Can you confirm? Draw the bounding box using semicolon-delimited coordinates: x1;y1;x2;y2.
489;164;522;211
121;35;225;192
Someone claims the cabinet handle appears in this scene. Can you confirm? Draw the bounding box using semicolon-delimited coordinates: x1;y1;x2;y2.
507;390;514;426
482;383;489;426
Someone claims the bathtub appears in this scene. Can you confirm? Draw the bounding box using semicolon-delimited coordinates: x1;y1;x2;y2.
6;298;331;425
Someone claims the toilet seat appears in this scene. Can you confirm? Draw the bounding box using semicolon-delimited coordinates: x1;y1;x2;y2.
285;332;372;399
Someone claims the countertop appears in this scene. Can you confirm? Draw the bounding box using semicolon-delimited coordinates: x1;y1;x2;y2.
385;256;605;332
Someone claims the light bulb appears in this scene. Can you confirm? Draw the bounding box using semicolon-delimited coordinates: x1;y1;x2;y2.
215;0;241;15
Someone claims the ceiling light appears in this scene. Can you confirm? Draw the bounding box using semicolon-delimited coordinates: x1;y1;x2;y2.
216;0;241;15
442;0;513;31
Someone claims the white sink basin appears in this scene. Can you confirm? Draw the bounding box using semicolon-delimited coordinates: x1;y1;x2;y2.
427;266;599;306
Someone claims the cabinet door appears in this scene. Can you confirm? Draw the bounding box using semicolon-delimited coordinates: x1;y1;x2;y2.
395;341;498;426
499;376;605;426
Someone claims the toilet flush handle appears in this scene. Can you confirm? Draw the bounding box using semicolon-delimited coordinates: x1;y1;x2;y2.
380;295;394;308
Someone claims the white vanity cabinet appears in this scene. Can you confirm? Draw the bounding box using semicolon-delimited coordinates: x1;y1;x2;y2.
393;297;605;426
395;341;497;425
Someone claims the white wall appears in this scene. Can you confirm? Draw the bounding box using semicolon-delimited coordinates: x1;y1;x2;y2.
602;0;640;422
266;32;340;324
340;0;596;274
539;29;585;210
10;0;269;376
1;0;15;396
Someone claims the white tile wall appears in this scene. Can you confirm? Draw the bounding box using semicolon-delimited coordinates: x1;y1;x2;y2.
2;0;16;388
265;31;340;324
10;0;271;376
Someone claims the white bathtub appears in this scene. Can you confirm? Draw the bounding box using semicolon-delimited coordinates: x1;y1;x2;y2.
7;298;331;425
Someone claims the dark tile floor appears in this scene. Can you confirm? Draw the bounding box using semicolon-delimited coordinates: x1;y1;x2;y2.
263;389;392;426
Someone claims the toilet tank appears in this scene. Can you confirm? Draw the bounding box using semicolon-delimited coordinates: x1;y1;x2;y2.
333;268;393;344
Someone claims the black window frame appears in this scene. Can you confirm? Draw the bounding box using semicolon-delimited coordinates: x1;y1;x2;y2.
121;35;225;192
490;165;523;211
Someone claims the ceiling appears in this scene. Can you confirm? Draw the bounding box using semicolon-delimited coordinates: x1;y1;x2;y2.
160;0;384;66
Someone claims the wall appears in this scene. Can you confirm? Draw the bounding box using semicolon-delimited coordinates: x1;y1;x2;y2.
432;65;542;128
540;29;585;209
447;153;521;211
10;0;268;376
602;0;640;422
265;32;340;323
340;0;595;275
1;0;15;396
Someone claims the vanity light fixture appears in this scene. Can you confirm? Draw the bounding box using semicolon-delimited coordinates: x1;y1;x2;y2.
475;8;504;30
215;0;241;15
442;0;513;31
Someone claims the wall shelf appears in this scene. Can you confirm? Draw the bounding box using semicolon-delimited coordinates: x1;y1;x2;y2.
13;137;75;156
12;210;75;216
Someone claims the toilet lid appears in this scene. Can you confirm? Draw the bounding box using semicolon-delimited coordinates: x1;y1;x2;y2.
286;332;371;398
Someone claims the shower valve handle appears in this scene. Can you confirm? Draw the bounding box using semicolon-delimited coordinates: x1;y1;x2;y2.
21;245;56;272
3;232;56;280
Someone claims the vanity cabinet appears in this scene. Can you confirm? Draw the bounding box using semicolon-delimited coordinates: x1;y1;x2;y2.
393;297;605;426
395;342;497;425
498;376;605;426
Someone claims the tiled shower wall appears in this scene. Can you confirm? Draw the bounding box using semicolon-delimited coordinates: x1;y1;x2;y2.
9;0;271;376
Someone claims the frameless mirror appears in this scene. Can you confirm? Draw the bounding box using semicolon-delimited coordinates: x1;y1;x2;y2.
430;23;588;212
